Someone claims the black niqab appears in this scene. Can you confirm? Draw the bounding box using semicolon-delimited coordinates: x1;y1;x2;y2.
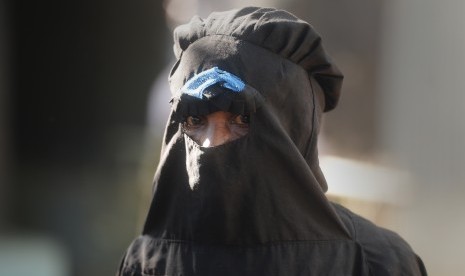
117;7;427;276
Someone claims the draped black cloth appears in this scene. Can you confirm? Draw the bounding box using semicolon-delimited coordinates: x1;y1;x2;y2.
117;7;426;276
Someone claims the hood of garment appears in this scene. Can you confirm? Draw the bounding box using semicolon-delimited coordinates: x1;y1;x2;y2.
142;6;349;245
118;8;428;276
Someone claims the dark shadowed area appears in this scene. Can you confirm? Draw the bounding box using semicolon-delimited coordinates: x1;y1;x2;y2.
2;1;167;275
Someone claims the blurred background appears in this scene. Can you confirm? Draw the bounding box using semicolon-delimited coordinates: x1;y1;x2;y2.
1;0;464;275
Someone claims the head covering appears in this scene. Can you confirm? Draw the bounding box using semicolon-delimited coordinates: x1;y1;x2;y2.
167;6;344;190
118;7;362;275
118;7;428;276
170;6;343;112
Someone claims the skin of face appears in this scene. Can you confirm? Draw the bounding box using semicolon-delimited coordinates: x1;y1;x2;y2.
183;111;249;147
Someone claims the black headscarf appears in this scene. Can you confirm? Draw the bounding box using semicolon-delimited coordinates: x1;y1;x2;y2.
117;7;427;276
146;5;347;242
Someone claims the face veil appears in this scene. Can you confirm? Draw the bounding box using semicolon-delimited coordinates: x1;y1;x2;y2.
118;7;428;276
118;7;371;276
141;24;350;239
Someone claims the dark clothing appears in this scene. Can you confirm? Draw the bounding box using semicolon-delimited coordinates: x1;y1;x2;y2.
117;7;426;275
118;203;426;276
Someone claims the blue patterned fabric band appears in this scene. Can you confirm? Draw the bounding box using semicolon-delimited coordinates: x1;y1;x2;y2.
180;67;246;99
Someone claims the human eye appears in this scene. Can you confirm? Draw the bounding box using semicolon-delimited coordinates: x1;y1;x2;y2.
231;114;250;126
183;115;205;128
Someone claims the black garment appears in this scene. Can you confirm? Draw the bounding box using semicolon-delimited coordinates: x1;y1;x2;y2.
118;204;426;275
117;7;426;275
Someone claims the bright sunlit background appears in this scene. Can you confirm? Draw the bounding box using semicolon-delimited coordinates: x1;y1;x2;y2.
1;0;464;275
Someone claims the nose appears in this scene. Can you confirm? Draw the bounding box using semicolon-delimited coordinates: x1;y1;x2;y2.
202;123;232;147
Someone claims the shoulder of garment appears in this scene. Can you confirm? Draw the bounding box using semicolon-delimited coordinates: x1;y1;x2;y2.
332;202;428;276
